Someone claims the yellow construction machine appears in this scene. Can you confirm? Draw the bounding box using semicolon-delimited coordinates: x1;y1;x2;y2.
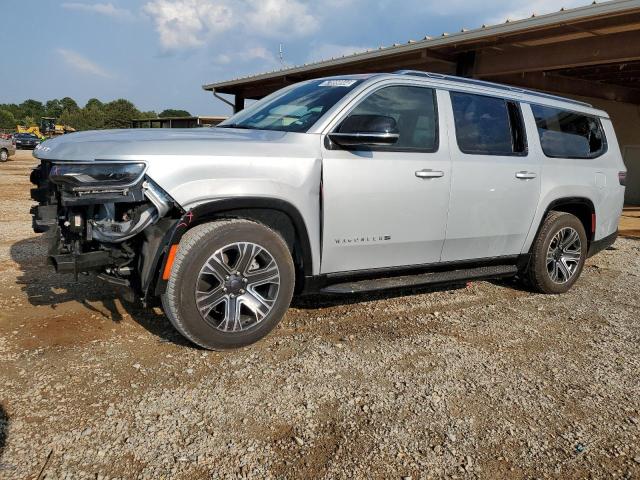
17;118;76;139
39;117;76;137
16;125;45;139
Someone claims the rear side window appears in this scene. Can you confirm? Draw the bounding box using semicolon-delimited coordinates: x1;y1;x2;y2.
342;85;438;152
451;92;527;156
531;105;606;159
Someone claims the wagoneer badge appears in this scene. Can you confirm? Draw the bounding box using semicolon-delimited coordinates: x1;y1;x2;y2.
335;235;392;245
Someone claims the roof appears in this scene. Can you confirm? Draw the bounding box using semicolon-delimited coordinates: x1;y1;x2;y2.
394;70;592;107
202;0;640;99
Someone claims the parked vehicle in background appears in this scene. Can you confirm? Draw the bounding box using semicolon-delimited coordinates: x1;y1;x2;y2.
29;71;626;350
14;133;40;149
0;137;15;162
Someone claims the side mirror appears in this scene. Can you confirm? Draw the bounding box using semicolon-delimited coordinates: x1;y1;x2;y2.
329;114;399;147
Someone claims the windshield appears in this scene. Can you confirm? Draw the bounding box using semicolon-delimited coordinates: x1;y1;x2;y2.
219;79;363;133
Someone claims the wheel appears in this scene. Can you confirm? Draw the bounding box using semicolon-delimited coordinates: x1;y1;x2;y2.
526;211;587;294
161;219;295;350
0;149;8;162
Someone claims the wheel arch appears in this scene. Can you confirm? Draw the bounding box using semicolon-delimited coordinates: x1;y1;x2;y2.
533;197;596;250
147;197;313;300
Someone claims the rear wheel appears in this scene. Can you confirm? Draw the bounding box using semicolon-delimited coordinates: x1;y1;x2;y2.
161;219;295;350
0;149;8;162
525;211;587;294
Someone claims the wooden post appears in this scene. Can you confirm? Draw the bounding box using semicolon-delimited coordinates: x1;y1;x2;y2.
234;95;245;113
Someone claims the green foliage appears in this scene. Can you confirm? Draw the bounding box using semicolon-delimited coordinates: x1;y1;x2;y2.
60;97;80;113
159;109;191;118
45;99;63;118
20;99;45;120
85;98;103;110
0;109;16;129
0;96;178;132
103;99;140;129
138;111;158;120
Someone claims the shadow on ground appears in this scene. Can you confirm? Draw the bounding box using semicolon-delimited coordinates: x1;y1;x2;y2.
10;235;192;347
12;234;502;342
0;404;8;460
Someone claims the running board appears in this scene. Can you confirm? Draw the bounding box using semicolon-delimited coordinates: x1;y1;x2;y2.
320;265;518;294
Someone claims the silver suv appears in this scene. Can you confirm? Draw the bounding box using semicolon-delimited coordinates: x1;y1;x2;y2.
30;71;626;350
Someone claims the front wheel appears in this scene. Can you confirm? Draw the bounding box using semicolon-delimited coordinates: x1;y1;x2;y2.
161;219;295;350
0;149;8;162
525;211;588;294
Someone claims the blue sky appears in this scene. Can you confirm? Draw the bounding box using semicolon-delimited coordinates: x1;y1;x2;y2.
0;0;590;116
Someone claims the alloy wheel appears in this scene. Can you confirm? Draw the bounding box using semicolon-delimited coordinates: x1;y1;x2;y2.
195;242;280;332
546;227;582;284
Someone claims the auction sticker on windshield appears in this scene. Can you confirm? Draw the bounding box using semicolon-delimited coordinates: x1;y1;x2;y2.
319;80;358;87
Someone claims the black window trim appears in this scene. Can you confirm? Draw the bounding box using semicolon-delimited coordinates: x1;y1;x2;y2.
450;90;529;158
530;103;609;160
327;84;440;154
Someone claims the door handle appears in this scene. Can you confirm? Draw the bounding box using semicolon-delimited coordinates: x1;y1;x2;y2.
515;171;537;180
415;169;445;179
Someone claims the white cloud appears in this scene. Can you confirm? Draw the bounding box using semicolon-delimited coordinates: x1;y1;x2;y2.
245;0;318;37
62;2;134;20
142;0;234;50
143;0;318;51
56;48;114;78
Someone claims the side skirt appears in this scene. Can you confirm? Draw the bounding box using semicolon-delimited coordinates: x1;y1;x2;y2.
302;255;528;295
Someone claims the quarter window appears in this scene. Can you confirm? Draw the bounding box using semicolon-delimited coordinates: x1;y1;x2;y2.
531;105;606;159
451;92;527;156
339;86;438;151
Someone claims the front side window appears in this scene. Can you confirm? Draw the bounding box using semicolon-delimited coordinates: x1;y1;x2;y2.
531;105;606;159
219;79;363;133
451;92;527;156
338;85;438;151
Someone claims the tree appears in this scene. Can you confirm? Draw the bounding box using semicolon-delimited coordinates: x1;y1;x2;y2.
85;98;104;110
0;109;16;129
103;99;141;129
60;106;106;131
45;99;63;118
60;97;80;113
159;109;191;117
19;99;45;120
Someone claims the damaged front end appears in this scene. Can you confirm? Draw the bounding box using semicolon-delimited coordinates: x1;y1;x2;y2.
30;159;181;301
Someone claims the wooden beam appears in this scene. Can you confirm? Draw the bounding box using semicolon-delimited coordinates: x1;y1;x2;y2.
492;72;640;104
474;29;640;77
234;95;245;113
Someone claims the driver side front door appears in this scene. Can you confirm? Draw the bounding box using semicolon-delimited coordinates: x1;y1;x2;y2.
320;85;452;274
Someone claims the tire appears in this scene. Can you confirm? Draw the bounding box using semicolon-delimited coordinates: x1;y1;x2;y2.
0;149;8;162
526;211;588;294
161;219;295;350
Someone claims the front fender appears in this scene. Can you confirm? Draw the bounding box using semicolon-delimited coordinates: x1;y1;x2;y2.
148;197;316;299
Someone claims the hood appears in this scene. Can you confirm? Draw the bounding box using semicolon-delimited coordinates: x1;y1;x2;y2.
33;127;291;162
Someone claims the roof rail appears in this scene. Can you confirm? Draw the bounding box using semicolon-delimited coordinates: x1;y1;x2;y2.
393;70;592;108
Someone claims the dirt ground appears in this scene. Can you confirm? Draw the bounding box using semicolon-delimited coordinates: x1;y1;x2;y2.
0;149;639;479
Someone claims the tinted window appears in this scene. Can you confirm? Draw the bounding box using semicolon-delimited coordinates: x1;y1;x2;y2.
532;105;606;159
451;92;526;156
219;79;363;133
340;86;438;151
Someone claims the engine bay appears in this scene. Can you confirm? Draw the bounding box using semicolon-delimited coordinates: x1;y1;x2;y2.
30;159;179;297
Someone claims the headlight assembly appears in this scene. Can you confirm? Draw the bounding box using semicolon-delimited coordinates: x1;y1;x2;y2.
49;162;146;191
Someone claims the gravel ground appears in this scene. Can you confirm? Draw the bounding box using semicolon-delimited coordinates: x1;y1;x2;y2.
0;150;639;479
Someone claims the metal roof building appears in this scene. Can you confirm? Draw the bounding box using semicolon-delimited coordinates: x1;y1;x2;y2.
203;0;640;203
